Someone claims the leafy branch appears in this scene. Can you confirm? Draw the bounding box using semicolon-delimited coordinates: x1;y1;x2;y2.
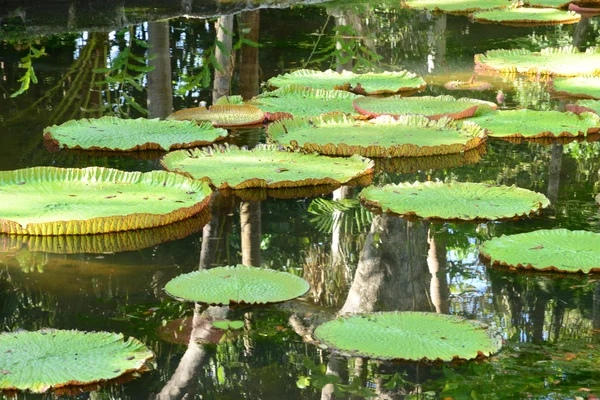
11;44;47;98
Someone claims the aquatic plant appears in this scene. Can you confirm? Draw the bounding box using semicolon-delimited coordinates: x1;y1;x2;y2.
566;99;600;115
359;181;550;221
167;104;265;127
44;117;228;151
402;0;513;13
160;144;374;189
480;229;600;273
164;265;310;305
314;312;502;361
470;8;581;26
0;167;212;235
0;329;153;393
550;76;600;100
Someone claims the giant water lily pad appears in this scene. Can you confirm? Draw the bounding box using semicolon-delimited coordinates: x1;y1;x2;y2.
0;167;212;235
43;117;228;152
480;229;600;274
164;265;310;305
267;69;426;95
524;0;571;8
167;104;265;127
314;312;501;362
475;46;600;77
160;144;374;190
359;181;550;221
550;76;600;100
471;8;581;26
566;100;600;115
353;95;496;120
0;329;153;393
403;0;513;13
268;114;486;157
249;85;361;118
467;109;600;138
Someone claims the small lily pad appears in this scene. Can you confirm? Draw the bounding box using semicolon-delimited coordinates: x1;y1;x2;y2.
480;229;600;274
471;8;581;26
249;85;362;118
0;167;212;235
444;80;492;91
160;144;374;190
267;69;426;95
167;104;265;127
164;265;310;305
359;181;550;221
566;100;600;116
212;320;245;330
402;0;513;13
268;114;487;157
475;46;600;77
314;312;502;362
44;117;228;152
353;95;497;120
467;109;600;138
550;76;600;100
0;329;153;393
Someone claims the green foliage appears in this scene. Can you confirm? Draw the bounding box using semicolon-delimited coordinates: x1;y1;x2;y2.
11;44;47;97
308;197;373;235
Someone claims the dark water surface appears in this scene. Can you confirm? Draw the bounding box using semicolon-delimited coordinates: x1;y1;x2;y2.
1;1;600;399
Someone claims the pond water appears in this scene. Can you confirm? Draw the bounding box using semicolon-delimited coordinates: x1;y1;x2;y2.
1;0;600;399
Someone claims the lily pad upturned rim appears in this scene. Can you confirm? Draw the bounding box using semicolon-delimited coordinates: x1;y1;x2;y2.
160;144;375;190
352;95;497;120
0;329;154;393
470;8;581;27
166;104;265;127
267;69;427;95
43;117;229;152
313;312;502;362
443;80;493;91
0;167;212;236
164;264;311;305
479;229;600;274
566;100;600;116
359;181;550;221
549;76;600;100
268;114;487;158
402;0;514;14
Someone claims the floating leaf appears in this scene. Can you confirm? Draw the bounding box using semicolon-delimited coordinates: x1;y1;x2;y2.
43;117;228;152
164;265;310;305
214;95;245;105
566;100;600;116
467;109;600;138
314;312;502;361
471;8;581;26
268;114;487;157
550;76;600;100
167;104;265;127
0;167;212;235
353;95;497;120
249;85;361;117
359;181;550;221
403;0;514;13
480;229;600;274
211;320;245;330
443;80;492;91
0;329;153;393
160;144;374;190
267;69;426;95
524;0;571;8
475;46;600;77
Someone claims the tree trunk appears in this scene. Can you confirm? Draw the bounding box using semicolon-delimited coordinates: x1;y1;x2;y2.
199;193;236;270
546;144;563;204
238;11;260;100
240;200;261;267
147;21;173;119
427;226;450;314
213;15;234;104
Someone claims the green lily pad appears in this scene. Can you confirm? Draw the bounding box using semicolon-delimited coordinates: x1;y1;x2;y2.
164;265;310;305
550;76;600;100
475;46;600;77
267;69;426;95
0;209;211;255
0;329;153;393
402;0;513;13
467;109;600;138
167;104;265;127
566;100;600;115
212;320;245;330
0;167;212;235
268;114;487;157
523;0;571;8
443;80;493;91
248;85;361;118
313;312;502;362
480;229;600;274
160;144;374;190
359;181;550;221
353;95;497;120
43;117;228;152
471;8;581;26
214;95;245;105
